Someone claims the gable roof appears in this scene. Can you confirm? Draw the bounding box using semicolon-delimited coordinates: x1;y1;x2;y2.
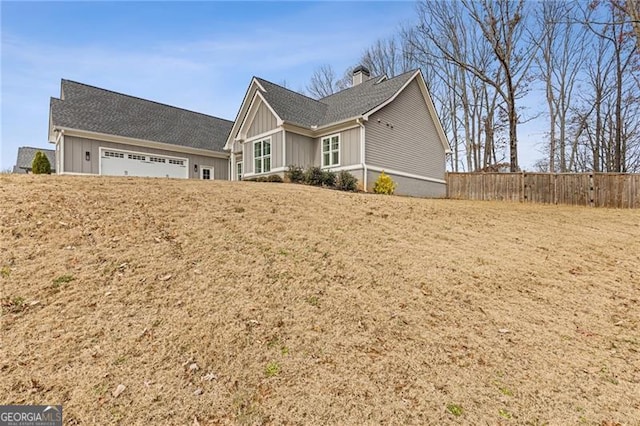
254;71;415;128
15;146;56;171
50;80;233;152
318;70;415;125
226;69;451;153
253;78;327;127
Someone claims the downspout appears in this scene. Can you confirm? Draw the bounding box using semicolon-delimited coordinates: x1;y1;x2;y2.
357;118;367;192
230;150;235;181
59;129;65;174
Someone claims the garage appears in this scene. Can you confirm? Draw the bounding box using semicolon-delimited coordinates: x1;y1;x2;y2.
99;148;188;178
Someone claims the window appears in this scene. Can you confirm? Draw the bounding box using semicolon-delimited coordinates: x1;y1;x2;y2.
236;161;243;180
201;167;211;180
104;151;124;158
169;159;185;166
254;138;271;174
321;134;340;167
128;154;145;161
149;156;166;163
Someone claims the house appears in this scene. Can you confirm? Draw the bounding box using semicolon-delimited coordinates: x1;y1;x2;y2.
13;146;57;173
49;80;233;179
224;66;451;197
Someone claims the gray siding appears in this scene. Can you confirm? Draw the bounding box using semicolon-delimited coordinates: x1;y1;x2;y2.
314;127;361;168
247;102;278;138
234;154;243;180
243;140;253;174
285;132;314;168
367;170;446;198
63;135;228;179
365;79;445;179
243;131;282;175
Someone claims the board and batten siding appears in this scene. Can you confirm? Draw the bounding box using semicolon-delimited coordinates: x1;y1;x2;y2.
285;132;315;168
247;102;278;138
243;130;283;175
313;127;361;167
63;135;228;179
364;79;445;180
367;170;445;197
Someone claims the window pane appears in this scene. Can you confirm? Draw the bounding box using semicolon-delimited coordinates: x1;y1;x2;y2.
323;153;330;166
332;137;339;150
264;157;271;172
323;138;330;152
264;141;271;155
255;159;261;174
254;143;261;158
332;151;339;165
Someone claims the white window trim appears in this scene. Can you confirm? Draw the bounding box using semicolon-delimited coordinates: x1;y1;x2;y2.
236;161;243;180
200;166;214;180
253;137;272;175
321;133;340;168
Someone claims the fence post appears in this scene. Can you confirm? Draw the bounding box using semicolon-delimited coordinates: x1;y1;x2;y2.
589;173;594;207
446;172;449;199
520;172;525;203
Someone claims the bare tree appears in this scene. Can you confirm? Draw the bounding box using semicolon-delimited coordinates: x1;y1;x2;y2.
360;36;417;78
409;0;538;172
536;0;585;172
307;65;339;98
583;1;639;172
407;1;510;172
306;64;353;99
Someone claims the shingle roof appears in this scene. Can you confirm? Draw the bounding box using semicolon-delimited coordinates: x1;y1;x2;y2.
15;147;56;171
254;78;327;127
253;70;417;128
51;80;233;152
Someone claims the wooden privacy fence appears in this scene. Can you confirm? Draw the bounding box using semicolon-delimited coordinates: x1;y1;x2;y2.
446;172;640;208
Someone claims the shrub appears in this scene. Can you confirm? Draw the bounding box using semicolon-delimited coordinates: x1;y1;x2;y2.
266;174;283;183
321;170;336;187
285;165;305;183
304;166;325;186
373;171;396;195
336;171;358;192
32;151;51;174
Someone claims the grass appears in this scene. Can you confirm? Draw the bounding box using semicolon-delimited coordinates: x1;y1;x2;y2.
265;361;280;377
447;403;463;416
1;175;639;424
52;274;75;287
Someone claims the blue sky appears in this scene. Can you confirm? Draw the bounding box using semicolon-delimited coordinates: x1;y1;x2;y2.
1;1;543;171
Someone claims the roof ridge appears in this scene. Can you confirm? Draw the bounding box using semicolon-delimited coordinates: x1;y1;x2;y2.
18;146;55;151
318;75;382;100
319;69;419;101
60;79;234;123
254;77;327;106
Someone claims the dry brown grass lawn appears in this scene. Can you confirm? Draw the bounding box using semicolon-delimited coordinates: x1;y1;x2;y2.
1;174;639;425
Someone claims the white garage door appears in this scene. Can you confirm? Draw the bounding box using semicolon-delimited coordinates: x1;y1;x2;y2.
99;148;188;179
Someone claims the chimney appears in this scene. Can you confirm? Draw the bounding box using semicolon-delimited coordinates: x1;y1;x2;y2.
352;65;371;86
